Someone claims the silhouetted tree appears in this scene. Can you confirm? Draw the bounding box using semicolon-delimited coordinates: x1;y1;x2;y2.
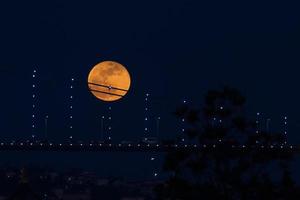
156;87;299;200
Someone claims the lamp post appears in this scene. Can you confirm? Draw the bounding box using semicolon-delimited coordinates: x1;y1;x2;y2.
100;116;105;141
266;118;271;132
44;115;48;141
156;117;160;139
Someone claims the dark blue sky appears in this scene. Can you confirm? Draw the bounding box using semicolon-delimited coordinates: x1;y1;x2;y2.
0;1;300;143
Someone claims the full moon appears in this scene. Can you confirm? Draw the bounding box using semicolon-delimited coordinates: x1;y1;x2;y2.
87;61;131;102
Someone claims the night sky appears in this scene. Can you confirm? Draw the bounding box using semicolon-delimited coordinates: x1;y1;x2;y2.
0;1;300;144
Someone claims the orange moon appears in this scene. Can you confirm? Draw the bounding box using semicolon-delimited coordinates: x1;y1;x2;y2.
87;61;131;102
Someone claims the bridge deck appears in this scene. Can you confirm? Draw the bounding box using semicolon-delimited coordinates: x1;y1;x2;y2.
0;142;298;153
